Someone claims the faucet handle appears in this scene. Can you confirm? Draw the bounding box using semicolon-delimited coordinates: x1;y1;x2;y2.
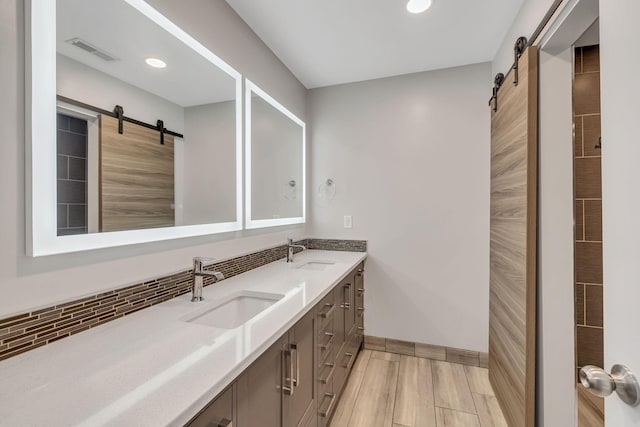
193;257;214;270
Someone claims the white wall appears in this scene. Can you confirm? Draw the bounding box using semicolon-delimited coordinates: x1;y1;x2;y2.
308;63;492;352
0;0;308;317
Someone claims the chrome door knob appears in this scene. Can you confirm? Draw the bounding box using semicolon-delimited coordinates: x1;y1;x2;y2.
580;364;640;407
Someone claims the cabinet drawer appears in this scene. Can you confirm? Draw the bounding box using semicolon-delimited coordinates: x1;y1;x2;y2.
318;379;337;424
318;356;336;386
339;334;360;370
318;329;337;368
316;292;336;332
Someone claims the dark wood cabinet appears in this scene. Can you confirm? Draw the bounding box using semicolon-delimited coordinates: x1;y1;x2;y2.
189;261;365;427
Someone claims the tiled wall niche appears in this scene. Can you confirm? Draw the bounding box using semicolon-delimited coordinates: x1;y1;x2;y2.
573;45;604;377
56;113;89;236
0;239;367;361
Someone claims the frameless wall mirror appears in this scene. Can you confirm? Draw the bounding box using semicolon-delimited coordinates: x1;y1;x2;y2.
245;80;306;229
26;0;242;256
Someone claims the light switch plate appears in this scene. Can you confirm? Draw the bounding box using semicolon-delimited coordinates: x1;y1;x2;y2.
344;215;353;229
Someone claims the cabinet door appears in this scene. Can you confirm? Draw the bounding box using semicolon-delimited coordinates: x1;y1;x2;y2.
187;385;234;427
237;336;287;427
283;310;316;427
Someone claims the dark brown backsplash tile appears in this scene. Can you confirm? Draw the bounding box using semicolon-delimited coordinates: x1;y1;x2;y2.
575;242;603;284
576;284;585;325
574;73;601;115
576;200;584;240
584;200;602;242
585;285;603;327
574;116;583;157
0;313;32;329
575;158;602;199
306;239;367;252
0;238;365;361
582;114;601;157
582;45;600;73
577;326;604;368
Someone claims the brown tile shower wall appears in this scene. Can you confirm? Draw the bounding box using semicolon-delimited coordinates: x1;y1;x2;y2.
573;45;604;374
0;239;366;361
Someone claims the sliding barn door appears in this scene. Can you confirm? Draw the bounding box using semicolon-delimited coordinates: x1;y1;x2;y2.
489;46;538;427
99;115;175;232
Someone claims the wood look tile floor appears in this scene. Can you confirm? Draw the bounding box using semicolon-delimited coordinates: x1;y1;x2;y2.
330;350;507;427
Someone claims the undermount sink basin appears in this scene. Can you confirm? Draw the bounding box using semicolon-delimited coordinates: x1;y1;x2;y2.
297;261;336;271
185;292;284;329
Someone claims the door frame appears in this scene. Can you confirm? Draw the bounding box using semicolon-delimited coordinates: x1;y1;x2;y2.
535;0;599;425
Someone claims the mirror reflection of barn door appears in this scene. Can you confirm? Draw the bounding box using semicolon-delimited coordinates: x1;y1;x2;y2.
99;115;175;232
489;45;538;427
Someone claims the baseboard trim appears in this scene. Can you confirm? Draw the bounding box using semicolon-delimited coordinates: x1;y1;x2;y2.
363;335;488;368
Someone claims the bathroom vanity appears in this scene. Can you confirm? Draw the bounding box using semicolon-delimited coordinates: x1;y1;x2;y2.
0;250;366;426
189;259;366;427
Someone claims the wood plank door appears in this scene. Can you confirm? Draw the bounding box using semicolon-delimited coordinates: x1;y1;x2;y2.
488;46;538;427
99;115;175;232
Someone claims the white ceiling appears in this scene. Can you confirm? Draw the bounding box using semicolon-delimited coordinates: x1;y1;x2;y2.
225;0;525;88
57;0;236;107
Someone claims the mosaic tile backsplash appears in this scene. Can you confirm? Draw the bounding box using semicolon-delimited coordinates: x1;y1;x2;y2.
0;239;366;361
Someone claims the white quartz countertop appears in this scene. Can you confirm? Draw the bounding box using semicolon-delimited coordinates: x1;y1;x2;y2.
0;250;367;427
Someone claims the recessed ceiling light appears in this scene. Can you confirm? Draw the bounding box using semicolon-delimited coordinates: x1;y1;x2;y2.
145;57;167;68
406;0;433;14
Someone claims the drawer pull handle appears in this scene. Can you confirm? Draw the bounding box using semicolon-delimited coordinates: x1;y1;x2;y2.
357;307;365;311
319;392;337;417
319;303;336;318
357;288;365;293
357;326;365;331
320;332;335;350
343;351;355;369
319;362;336;384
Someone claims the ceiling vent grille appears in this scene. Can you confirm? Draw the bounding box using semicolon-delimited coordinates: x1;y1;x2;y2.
65;38;118;62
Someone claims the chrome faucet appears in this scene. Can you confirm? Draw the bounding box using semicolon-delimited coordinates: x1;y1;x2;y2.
191;257;225;302
286;238;306;263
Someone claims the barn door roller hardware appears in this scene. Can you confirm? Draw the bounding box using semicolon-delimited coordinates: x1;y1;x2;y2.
488;73;505;112
513;36;528;86
56;96;184;142
114;105;124;134
157;120;165;145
